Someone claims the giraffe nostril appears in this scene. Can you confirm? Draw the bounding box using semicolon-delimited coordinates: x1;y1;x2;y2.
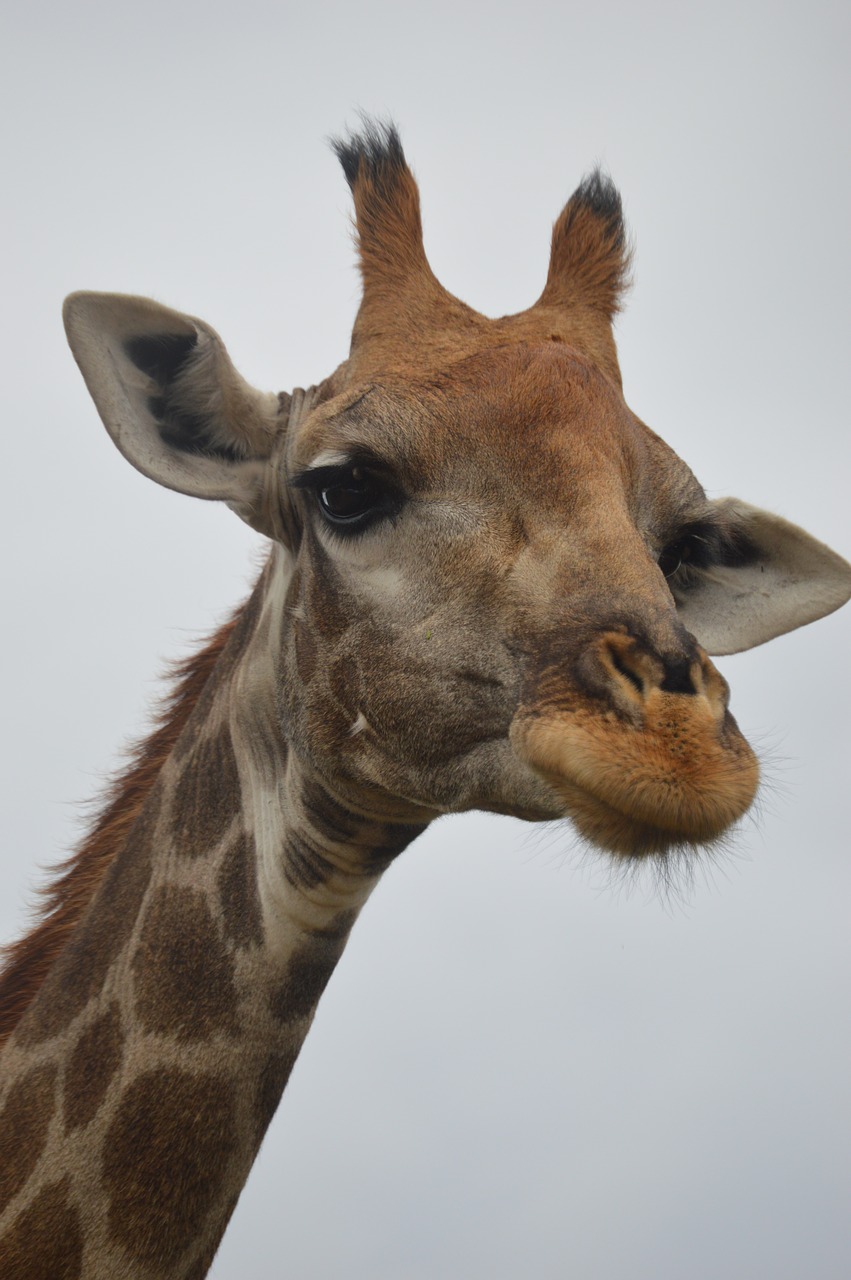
590;631;703;707
659;656;697;695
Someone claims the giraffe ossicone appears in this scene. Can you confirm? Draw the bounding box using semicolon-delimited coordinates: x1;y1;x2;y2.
1;120;849;1277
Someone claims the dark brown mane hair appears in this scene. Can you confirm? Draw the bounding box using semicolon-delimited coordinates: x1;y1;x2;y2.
0;608;243;1052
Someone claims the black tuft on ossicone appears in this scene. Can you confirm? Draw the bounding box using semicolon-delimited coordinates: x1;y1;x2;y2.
571;170;626;247
331;119;407;192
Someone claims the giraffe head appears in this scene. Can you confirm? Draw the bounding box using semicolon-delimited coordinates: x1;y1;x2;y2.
63;124;850;859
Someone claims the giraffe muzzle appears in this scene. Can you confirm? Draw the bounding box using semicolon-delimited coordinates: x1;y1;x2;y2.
510;633;759;856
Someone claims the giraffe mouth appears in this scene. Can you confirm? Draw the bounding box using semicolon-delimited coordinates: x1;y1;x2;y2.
511;698;760;858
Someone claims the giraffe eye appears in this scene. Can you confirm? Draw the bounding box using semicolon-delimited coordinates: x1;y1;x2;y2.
658;537;695;579
294;460;404;534
319;467;385;524
657;523;720;581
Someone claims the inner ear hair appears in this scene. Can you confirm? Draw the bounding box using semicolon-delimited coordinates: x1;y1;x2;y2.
124;329;271;462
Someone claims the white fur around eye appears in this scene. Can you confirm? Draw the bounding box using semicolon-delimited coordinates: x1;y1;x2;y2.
307;450;353;471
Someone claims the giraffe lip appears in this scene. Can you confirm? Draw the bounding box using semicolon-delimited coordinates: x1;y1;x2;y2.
546;778;739;857
511;703;760;857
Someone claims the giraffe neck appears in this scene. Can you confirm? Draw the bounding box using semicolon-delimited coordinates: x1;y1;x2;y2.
0;549;427;1279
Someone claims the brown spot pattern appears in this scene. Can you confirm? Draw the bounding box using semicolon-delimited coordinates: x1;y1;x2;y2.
133;887;239;1040
15;800;156;1047
283;833;333;892
0;1063;57;1214
308;558;350;639
217;831;264;950
171;584;264;766
171;723;240;857
319;907;360;942
183;1192;240;1280
284;566;302;607
184;1255;214;1280
293;617;317;684
328;653;359;718
254;1049;298;1146
0;591;250;1054
0;1178;83;1280
104;1068;237;1269
269;911;356;1025
366;821;426;873
299;774;359;844
64;1002;124;1132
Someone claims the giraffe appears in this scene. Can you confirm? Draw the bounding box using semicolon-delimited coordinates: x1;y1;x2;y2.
0;122;849;1279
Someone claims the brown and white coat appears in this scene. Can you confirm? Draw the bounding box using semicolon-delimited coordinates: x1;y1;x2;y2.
1;123;848;1278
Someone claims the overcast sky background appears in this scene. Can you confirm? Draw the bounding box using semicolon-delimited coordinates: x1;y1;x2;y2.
1;2;849;1277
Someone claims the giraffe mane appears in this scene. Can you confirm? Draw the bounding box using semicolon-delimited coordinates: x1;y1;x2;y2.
0;601;247;1053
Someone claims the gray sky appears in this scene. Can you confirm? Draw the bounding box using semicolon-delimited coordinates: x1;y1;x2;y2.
1;2;849;1277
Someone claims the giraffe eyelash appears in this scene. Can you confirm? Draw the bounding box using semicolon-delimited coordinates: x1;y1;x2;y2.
657;518;756;584
291;456;405;536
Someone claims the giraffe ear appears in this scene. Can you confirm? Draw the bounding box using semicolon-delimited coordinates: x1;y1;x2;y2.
671;499;851;655
63;292;283;533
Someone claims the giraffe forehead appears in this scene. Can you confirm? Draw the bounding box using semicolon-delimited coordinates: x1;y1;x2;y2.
294;342;644;495
283;349;700;626
292;382;433;477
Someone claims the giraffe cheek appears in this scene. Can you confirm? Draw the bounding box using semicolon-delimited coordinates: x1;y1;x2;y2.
292;618;317;685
